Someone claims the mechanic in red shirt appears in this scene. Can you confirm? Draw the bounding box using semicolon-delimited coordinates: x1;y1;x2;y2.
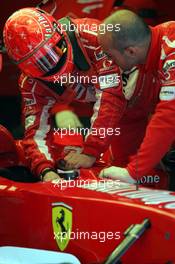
65;9;175;183
3;7;121;181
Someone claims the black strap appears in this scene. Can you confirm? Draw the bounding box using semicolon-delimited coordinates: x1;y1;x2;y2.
59;17;91;71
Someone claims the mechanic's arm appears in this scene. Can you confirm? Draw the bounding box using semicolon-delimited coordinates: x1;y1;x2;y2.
64;79;126;169
99;96;175;183
126;97;175;180
100;49;175;182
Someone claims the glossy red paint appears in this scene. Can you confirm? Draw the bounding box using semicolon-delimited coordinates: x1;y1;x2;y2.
0;170;175;263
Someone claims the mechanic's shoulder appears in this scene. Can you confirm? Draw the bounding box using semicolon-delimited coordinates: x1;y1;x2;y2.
157;21;175;66
160;21;175;32
158;21;175;48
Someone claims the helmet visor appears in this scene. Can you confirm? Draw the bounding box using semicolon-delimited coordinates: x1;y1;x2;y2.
34;38;67;76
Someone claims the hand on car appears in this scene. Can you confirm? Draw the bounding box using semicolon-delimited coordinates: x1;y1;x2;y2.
42;171;62;182
64;152;96;169
99;166;136;184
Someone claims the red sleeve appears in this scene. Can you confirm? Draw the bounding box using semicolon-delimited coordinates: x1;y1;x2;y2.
127;99;175;178
19;75;57;177
83;79;126;158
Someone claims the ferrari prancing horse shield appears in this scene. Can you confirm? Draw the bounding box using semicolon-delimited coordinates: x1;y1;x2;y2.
52;202;72;251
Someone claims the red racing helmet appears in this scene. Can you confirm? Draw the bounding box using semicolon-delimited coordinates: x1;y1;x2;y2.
3;7;74;82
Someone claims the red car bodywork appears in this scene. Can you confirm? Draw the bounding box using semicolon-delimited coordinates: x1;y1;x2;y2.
1;171;175;263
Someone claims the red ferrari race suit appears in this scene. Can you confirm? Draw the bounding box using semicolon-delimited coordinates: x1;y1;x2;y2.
19;17;121;177
83;21;175;180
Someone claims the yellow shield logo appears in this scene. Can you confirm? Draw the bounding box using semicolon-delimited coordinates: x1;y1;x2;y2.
52;202;72;251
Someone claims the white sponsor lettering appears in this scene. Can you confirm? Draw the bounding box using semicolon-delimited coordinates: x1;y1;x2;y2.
162;36;175;48
25;115;36;129
99;74;120;89
139;175;160;184
118;189;175;205
80;181;175;209
159;86;175;100
160;46;166;60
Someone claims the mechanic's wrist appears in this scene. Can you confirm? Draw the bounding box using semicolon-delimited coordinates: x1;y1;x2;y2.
123;171;136;184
